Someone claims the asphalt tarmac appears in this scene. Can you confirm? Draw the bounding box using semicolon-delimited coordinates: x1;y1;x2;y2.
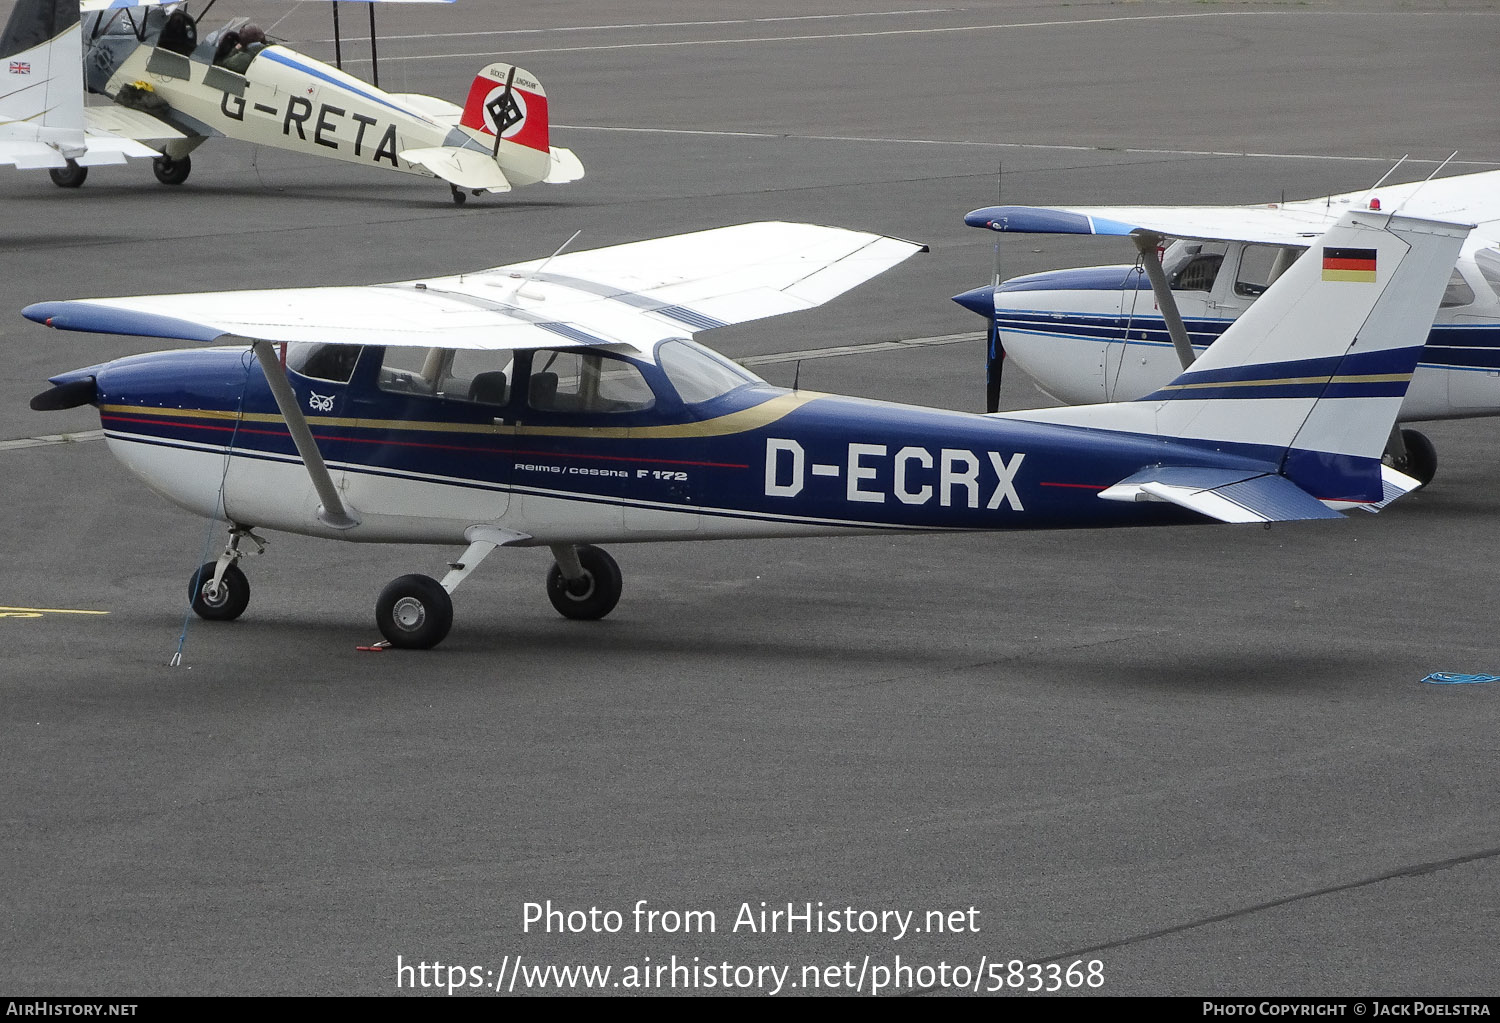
3;0;1498;997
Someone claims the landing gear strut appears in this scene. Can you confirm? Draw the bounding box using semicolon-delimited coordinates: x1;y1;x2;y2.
371;534;623;650
188;527;266;621
450;184;466;205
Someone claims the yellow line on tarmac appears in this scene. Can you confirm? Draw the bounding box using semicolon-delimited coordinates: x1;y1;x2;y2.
0;606;110;615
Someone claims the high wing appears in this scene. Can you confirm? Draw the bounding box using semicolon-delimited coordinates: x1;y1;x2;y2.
25;222;928;352
964;169;1500;247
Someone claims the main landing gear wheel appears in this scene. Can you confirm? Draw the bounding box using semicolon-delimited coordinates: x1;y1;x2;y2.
1388;428;1438;487
153;154;191;185
48;160;87;188
546;545;622;621
376;574;453;649
450;185;466;205
188;562;250;621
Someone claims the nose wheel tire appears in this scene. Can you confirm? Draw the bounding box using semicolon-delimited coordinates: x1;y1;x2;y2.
48;160;87;188
546;545;622;621
188;562;250;621
376;574;453;649
153;154;192;185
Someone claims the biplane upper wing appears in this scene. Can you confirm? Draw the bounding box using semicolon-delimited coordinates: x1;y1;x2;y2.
25;222;927;352
964;169;1500;247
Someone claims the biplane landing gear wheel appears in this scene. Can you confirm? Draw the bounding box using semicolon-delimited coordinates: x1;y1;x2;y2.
376;574;453;649
188;562;250;621
1396;428;1438;487
48;160;87;188
547;545;622;621
153;154;191;185
450;185;466;205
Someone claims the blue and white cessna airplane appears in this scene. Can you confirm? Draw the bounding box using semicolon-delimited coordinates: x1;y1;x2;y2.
3;0;582;203
955;169;1500;485
27;214;1466;649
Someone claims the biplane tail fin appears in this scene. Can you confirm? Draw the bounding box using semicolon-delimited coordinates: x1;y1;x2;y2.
455;62;583;187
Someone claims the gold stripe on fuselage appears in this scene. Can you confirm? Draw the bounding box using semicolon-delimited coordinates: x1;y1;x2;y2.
99;391;820;440
1157;373;1412;393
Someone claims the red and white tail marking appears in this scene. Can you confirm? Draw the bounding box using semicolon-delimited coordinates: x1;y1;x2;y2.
459;63;550;154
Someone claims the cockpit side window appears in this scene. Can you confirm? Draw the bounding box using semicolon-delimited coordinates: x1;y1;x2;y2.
285;342;361;383
1166;242;1227;292
657;339;761;404
527;349;655;414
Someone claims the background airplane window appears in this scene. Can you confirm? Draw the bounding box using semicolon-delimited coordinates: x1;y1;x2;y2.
528;350;654;413
657;339;760;404
1476;248;1500;297
1440;269;1476;309
285;342;361;383
1234;244;1280;297
1169;243;1226;292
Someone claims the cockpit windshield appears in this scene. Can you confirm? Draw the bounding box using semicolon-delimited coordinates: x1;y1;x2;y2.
656;339;761;404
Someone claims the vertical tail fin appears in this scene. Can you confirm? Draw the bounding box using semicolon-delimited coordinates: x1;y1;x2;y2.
1004;211;1471;504
456;62;582;186
0;0;85;161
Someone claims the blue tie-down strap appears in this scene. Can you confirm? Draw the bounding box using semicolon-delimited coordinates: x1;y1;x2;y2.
1421;673;1500;685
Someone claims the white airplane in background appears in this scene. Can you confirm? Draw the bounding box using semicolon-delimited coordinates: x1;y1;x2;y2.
956;168;1500;485
27;213;1464;650
3;0;584;203
0;0;159;170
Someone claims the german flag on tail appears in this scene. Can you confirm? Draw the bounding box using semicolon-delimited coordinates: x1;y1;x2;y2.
1322;246;1377;283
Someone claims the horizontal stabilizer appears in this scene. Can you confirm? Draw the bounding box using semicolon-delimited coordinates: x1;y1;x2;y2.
1351;465;1422;514
544;146;584;184
84;105;186;147
399;146;511;192
1099;466;1344;523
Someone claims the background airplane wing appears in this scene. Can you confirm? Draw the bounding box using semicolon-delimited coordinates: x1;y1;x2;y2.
25;222;926;352
965;169;1500;246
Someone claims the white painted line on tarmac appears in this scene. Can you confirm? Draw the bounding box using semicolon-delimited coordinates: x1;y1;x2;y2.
362;11;1239;61
552;125;1500;168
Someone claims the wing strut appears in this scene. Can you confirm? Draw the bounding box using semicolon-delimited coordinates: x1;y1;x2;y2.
1130;231;1196;370
249;340;359;530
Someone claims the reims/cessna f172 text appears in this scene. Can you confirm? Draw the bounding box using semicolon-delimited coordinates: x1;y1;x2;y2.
28;215;1467;649
0;0;582;202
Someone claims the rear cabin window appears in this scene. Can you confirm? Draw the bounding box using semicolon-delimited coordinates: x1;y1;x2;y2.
657;339;760;404
527;350;655;414
377;347;517;403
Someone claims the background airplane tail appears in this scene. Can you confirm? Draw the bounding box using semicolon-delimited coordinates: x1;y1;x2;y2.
1006;211;1469;508
456;63;582;187
0;0;86;160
